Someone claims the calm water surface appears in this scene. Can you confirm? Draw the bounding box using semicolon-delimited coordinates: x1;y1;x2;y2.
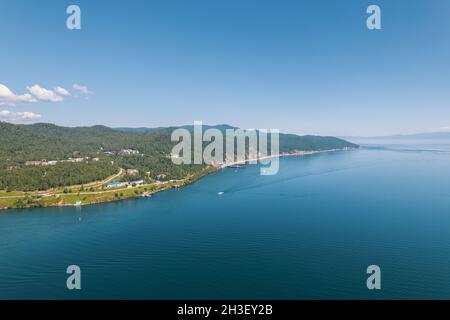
1;144;450;299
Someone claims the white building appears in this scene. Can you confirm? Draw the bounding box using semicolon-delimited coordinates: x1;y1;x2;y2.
119;149;140;156
130;180;145;187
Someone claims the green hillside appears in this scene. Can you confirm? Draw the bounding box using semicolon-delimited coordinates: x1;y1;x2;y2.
0;122;358;191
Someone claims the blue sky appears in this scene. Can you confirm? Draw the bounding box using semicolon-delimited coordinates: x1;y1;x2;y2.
1;0;449;136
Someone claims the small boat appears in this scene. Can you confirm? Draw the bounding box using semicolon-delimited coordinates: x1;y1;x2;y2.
217;192;224;196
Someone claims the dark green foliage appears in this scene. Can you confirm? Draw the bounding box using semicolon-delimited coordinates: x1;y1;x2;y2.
0;161;118;191
0;122;358;191
276;134;359;152
118;155;203;181
0;122;172;164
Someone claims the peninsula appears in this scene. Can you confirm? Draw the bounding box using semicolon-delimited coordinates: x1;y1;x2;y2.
0;122;358;210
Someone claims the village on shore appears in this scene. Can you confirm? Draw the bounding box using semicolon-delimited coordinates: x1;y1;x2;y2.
0;147;357;211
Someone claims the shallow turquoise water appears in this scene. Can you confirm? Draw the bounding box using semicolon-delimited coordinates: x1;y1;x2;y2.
1;145;450;299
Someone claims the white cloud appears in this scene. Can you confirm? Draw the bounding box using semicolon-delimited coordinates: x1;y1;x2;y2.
0;84;36;106
27;85;64;102
73;83;93;95
54;86;71;96
0;110;42;122
0;83;76;107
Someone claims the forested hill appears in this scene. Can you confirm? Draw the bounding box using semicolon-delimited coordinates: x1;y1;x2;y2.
0;122;357;191
0;122;171;163
116;125;359;153
0;122;358;164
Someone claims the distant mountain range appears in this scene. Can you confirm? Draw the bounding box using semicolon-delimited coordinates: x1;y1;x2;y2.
342;131;450;141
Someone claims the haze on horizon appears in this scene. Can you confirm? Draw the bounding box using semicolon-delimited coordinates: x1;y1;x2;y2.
1;0;450;137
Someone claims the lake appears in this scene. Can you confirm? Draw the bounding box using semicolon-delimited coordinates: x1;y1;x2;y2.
1;143;450;299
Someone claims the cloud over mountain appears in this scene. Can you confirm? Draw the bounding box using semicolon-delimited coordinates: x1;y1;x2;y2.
0;83;89;122
0;110;42;121
0;83;71;123
0;83;73;106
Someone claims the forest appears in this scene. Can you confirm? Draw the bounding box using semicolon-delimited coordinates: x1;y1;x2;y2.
0;121;358;191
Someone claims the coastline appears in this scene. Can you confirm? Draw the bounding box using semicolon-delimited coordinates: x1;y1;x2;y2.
221;147;356;168
0;148;356;212
0;166;218;212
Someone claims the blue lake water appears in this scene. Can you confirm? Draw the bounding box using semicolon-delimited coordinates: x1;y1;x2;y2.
1;143;450;299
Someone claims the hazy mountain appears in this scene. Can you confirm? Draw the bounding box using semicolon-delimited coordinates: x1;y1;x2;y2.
342;132;450;141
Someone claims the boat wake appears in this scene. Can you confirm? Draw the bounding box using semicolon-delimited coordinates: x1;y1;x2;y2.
222;162;381;194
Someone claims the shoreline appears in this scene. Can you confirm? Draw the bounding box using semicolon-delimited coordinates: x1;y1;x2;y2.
0;166;218;212
221;148;356;168
0;148;356;212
